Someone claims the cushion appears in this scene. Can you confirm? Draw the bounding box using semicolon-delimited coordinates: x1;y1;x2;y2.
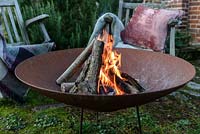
121;5;184;51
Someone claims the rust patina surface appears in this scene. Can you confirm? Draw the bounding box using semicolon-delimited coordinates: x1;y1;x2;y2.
15;48;195;112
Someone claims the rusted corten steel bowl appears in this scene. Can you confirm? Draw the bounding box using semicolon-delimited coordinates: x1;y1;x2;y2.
15;48;195;112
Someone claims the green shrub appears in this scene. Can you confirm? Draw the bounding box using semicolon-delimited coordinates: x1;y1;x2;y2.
21;0;97;49
21;1;64;47
20;0;118;49
175;30;192;48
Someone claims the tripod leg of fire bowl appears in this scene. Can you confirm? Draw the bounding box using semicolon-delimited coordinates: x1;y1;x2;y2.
136;106;142;134
80;108;84;134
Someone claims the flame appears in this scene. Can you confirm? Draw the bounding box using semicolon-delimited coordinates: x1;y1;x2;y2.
97;30;125;95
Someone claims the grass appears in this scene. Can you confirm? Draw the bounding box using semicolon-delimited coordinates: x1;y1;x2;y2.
0;61;200;134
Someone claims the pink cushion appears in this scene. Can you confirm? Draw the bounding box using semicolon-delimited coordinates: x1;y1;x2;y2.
121;5;184;51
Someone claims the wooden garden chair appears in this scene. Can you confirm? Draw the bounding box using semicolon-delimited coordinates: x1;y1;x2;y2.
0;0;52;45
0;0;55;102
118;0;181;56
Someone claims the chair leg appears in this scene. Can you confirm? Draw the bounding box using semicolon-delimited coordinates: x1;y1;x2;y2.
136;106;142;134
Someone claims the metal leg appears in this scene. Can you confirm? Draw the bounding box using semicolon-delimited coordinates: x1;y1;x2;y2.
136;106;142;134
80;108;84;134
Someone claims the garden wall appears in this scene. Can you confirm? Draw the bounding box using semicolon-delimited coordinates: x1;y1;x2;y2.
166;0;200;44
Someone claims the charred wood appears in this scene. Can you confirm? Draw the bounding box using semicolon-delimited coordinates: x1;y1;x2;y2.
69;40;104;94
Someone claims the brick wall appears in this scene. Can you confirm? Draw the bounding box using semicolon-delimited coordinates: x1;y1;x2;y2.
145;0;200;44
189;0;200;43
166;0;200;44
166;0;189;29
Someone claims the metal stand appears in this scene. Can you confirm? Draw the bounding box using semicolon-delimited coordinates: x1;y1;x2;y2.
136;106;142;134
80;108;83;134
79;107;142;134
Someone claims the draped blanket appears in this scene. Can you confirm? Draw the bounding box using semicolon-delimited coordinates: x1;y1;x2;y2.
0;33;55;102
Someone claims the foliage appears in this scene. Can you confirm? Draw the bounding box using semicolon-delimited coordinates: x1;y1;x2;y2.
175;30;192;48
96;0;118;15
2;113;26;131
21;1;64;47
19;0;120;49
20;0;96;49
34;114;60;128
175;119;191;129
166;29;192;54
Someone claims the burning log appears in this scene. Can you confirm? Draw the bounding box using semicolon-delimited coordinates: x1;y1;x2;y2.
121;73;145;92
56;38;96;84
59;17;146;95
116;73;145;94
68;40;104;94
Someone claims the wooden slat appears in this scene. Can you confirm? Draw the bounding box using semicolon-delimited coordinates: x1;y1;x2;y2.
0;0;15;7
123;2;165;9
125;9;130;26
7;7;20;42
170;27;175;56
13;0;30;44
1;7;14;43
118;0;123;20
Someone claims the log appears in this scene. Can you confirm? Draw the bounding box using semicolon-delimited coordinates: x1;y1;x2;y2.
104;71;145;94
69;40;104;94
56;38;96;84
115;75;138;94
121;73;145;92
61;82;75;93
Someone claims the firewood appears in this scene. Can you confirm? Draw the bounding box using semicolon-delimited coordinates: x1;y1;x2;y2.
69;40;104;94
115;75;138;94
121;73;145;92
56;38;96;84
106;71;145;94
61;82;75;93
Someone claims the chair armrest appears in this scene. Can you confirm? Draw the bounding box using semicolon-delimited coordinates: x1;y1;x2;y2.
167;18;182;56
25;14;49;27
168;18;182;27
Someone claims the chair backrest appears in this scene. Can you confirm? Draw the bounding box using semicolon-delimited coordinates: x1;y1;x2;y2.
0;0;30;45
118;0;177;56
118;0;165;26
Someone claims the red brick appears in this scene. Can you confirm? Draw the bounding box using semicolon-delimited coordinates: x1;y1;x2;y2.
190;25;197;28
190;15;198;19
189;19;199;23
191;33;196;37
189;10;200;14
189;6;198;10
196;37;200;42
190;2;200;6
190;29;199;34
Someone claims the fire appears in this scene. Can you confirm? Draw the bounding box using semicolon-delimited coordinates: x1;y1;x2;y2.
97;31;125;95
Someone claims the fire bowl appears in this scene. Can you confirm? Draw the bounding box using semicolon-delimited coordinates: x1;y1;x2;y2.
15;48;195;112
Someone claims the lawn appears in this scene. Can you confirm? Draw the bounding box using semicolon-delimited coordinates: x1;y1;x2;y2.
0;61;199;134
